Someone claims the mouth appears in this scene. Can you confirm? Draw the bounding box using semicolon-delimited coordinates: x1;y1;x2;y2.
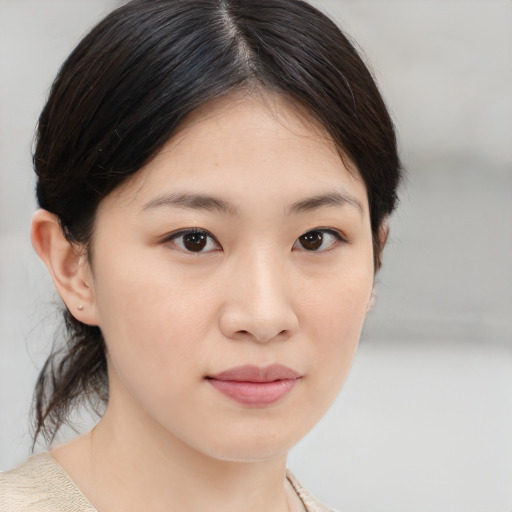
206;364;302;407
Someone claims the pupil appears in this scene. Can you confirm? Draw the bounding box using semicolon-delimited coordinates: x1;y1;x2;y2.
184;233;207;252
300;231;323;250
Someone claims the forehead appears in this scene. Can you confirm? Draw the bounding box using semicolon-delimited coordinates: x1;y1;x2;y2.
105;92;367;212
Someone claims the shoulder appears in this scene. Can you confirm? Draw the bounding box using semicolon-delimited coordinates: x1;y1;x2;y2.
286;470;341;512
0;452;96;512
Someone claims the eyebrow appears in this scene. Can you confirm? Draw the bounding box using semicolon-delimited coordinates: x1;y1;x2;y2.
288;191;363;215
142;190;362;216
142;193;239;215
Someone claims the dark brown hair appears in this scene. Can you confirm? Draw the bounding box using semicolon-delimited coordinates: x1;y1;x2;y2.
33;0;401;444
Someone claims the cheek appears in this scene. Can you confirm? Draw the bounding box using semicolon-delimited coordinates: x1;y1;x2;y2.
93;271;216;427
91;254;219;385
300;258;373;332
298;266;373;385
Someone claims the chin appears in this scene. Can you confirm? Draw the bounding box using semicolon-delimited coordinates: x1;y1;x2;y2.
203;439;293;464
187;417;316;464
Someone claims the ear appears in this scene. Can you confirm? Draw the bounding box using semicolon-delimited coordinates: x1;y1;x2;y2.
31;209;99;326
367;218;390;312
378;218;390;248
374;218;390;272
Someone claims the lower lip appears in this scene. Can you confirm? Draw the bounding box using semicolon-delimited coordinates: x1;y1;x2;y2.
207;378;298;406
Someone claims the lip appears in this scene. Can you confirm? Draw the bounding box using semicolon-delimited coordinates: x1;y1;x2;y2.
206;364;301;407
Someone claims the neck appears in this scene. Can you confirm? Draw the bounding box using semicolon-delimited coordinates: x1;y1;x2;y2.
52;398;302;512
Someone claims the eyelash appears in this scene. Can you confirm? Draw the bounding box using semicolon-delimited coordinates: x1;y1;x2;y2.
292;229;346;252
162;228;346;254
163;229;221;254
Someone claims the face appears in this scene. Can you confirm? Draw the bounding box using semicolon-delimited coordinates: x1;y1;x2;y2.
86;93;375;462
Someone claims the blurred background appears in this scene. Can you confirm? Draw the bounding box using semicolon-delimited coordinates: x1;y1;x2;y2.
1;1;511;511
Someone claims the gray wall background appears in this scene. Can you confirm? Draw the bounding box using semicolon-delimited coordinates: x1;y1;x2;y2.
1;1;511;511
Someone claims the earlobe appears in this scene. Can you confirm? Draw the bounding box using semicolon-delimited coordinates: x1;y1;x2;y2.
366;288;377;313
30;209;99;326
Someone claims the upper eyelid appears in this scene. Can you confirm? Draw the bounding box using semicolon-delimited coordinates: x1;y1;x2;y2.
301;227;346;241
161;228;217;241
293;228;347;252
160;228;222;253
160;228;223;256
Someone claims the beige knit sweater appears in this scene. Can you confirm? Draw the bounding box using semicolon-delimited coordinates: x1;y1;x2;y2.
0;452;336;512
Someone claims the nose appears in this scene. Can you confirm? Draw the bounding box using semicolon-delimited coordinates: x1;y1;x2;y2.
218;250;299;343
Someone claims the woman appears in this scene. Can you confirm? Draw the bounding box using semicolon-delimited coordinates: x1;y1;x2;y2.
0;0;401;511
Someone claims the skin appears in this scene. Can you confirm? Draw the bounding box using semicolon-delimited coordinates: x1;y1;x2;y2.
32;93;377;512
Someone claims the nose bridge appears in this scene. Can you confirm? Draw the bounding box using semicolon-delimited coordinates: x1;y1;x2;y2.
220;244;298;342
245;246;286;307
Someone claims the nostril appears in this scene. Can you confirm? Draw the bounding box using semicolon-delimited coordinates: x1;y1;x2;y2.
235;329;289;341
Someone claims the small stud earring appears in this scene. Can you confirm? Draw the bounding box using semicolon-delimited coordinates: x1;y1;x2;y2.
77;305;84;311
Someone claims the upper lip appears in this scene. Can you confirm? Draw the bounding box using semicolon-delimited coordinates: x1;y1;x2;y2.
208;364;301;382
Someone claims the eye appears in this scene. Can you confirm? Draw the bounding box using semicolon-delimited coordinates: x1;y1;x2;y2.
165;229;221;253
293;229;344;252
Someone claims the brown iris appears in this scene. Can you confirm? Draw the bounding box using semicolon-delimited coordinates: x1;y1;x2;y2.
299;230;324;250
183;232;208;252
